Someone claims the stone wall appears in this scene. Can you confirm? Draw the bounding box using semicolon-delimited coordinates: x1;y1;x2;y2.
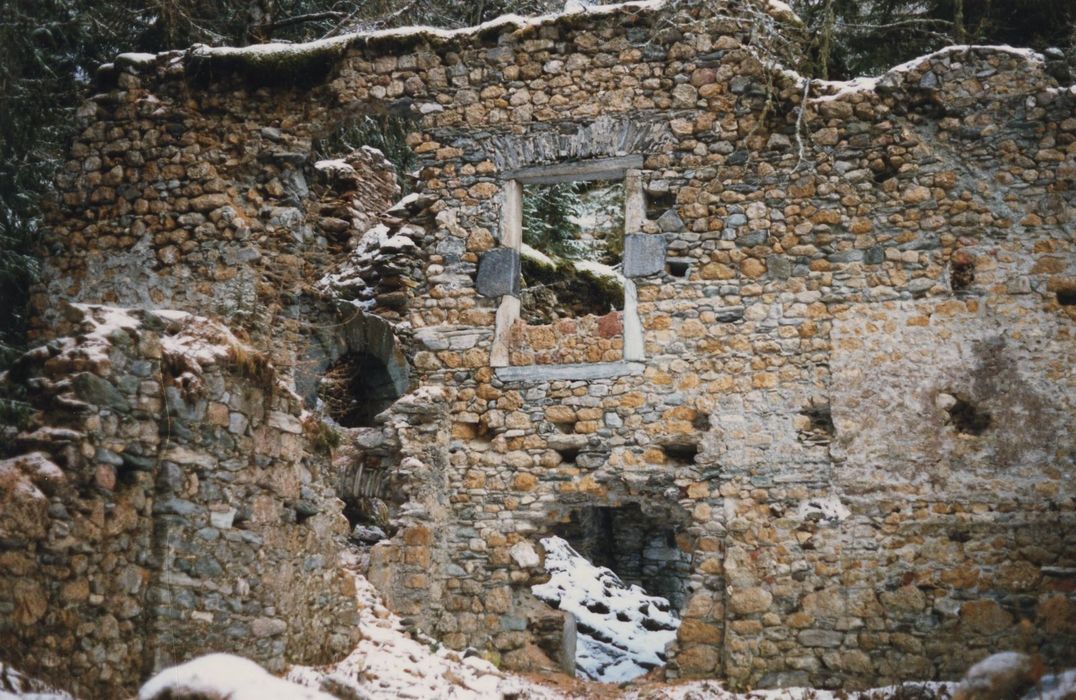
10;0;1076;692
1;305;359;696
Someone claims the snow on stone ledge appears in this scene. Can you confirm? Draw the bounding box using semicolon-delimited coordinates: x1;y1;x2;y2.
182;1;667;76
808;44;1047;102
533;536;680;683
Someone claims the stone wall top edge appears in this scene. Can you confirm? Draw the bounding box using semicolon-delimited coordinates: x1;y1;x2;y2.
100;0;675;88
96;0;1066;119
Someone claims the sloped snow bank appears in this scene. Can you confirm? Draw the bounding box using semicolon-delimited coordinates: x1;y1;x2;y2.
287;573;567;699
532;536;680;683
625;680;956;700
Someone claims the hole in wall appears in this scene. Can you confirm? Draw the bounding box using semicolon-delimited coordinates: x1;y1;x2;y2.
947;397;991;436
797;402;835;445
662;442;699;466
645;190;675;220
1057;287;1076;306
534;501;693;682
950;251;975;292
556;446;581;464
872;158;899;183
318;351;402;427
666;259;690;278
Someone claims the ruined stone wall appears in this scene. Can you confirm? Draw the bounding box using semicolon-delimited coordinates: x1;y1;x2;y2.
1;306;359;696
15;0;1076;692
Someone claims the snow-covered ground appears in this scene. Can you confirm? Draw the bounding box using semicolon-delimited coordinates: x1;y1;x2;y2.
286;574;567;699
532;536;680;683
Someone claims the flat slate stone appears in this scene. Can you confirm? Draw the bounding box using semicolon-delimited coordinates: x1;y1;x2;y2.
623;233;667;278
495;361;644;383
656;208;685;232
476;247;520;298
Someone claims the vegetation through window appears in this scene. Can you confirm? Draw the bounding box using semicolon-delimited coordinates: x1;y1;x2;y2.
519;180;625;322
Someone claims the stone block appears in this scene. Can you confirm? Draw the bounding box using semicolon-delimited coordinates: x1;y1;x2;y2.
476;247;520;297
623;233;666;278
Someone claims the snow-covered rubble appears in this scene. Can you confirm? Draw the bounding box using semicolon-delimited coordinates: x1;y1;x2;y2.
0;663;73;700
532;536;680;683
287;574;567;699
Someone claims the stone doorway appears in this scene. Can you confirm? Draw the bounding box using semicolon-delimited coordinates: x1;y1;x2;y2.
532;499;696;681
551;501;693;611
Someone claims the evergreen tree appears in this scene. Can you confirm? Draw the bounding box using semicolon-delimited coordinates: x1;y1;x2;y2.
522;183;585;258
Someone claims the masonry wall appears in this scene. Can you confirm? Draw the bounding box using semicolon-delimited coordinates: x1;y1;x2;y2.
1;306;360;696
12;0;1076;692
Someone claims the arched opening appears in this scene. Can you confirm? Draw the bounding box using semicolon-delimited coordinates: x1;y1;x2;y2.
318;351;402;427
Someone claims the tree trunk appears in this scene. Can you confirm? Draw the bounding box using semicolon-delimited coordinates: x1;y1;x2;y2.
953;0;966;43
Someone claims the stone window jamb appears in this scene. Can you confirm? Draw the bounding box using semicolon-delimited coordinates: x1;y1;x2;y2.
488;157;650;373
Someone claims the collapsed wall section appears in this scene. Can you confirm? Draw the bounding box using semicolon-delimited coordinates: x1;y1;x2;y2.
0;306;359;696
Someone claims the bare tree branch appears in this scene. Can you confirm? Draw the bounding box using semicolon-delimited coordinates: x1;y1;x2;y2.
258;10;346;36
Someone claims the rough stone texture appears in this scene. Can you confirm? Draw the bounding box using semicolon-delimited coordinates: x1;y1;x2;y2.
0;306;360;696
5;0;1075;695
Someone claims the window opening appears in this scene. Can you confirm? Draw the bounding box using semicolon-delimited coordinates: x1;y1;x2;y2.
519;180;625;322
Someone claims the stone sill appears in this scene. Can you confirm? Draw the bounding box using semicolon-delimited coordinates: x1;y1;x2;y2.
494;361;645;383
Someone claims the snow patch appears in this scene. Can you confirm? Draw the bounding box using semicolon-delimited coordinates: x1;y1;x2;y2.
532;536;679;683
140;654;333;700
288;573;567;699
796;496;850;524
0;663;74;699
764;0;802;25
1031;669;1076;700
809;44;1045;102
521;242;558;268
623;680;956;699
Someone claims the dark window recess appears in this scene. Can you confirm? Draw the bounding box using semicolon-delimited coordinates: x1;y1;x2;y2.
319;352;401;427
1057;288;1076;306
948;397;991;436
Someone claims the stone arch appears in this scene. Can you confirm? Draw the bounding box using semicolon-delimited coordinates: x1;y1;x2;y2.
477;115;675;172
297;305;410;423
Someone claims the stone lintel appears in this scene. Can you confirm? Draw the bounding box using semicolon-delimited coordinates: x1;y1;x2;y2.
503;155;644;185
